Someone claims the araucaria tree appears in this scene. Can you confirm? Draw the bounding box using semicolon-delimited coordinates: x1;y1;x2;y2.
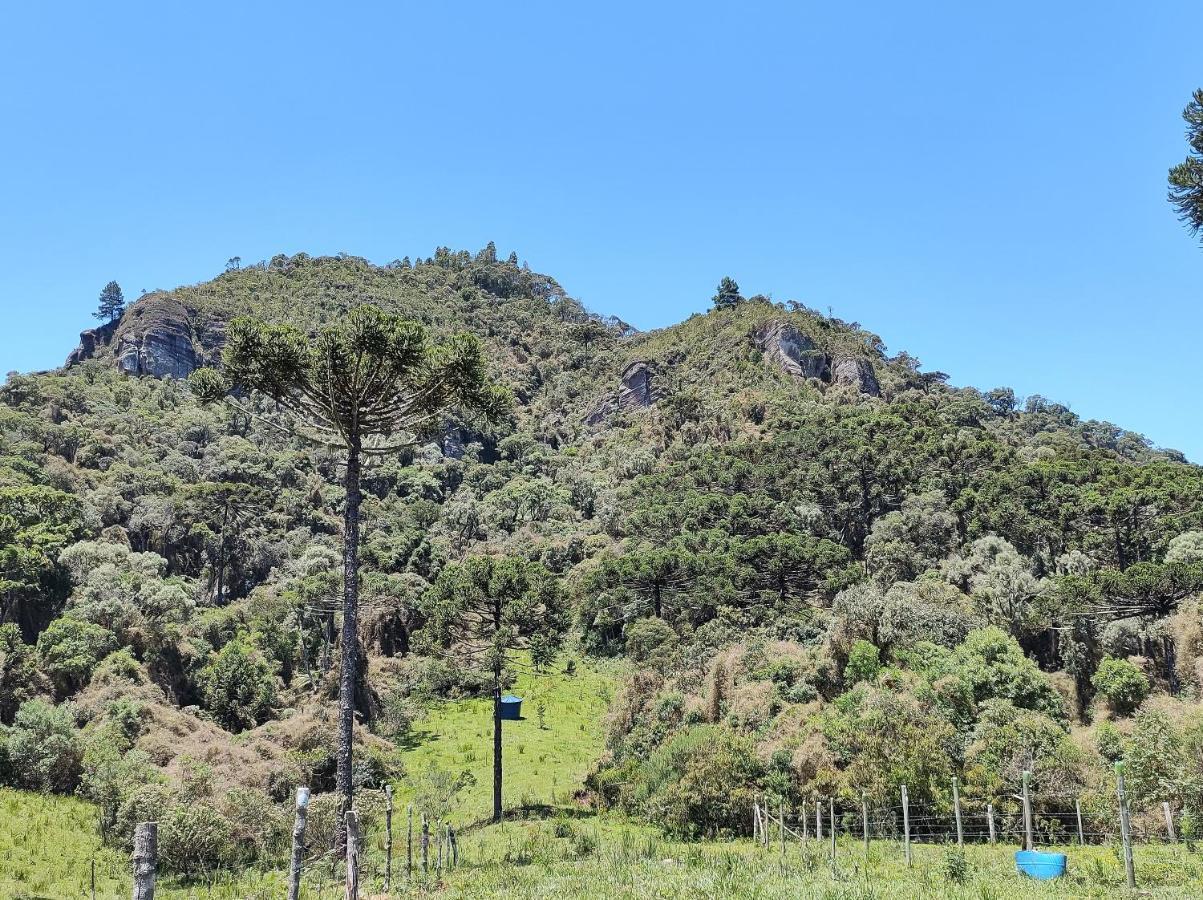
1169;88;1203;245
422;555;568;822
191;304;506;847
94;281;125;322
711;276;743;309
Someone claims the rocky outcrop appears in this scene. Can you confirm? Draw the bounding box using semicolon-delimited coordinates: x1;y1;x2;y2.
831;356;881;396
585;360;658;424
753;322;827;380
65;320;119;368
66;296;200;380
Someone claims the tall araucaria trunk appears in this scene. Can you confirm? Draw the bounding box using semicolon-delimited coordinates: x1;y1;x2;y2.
335;440;362;852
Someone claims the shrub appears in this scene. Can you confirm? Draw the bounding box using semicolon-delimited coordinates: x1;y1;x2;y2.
844;640;881;685
624;617;678;665
195;637;278;732
3;699;83;792
1092;657;1150;715
159;801;234;875
36;617;118;696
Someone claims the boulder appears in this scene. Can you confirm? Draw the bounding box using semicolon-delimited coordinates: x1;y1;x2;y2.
831;356;881;396
753;322;827;379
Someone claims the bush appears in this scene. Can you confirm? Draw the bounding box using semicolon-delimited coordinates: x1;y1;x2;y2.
36;617;118;696
844;640;881;685
195;637;278;732
1092;656;1150;715
624;617;678;665
159;801;234;875
3;699;83;792
635;725;762;838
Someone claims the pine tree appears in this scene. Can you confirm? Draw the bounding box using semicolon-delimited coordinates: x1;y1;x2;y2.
190;305;507;849
94;281;125;323
711;276;743;309
1169;88;1203;246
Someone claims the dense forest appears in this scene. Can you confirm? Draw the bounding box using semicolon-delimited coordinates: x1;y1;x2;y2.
3;245;1203;871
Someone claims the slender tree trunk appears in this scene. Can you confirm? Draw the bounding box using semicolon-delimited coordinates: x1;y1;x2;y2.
493;666;503;822
335;441;363;853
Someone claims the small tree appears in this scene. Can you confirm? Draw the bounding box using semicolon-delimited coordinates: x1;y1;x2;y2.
711;276;743;310
1092;656;1151;716
94;281;125;323
422;555;568;822
1169;88;1203;246
191;304;506;847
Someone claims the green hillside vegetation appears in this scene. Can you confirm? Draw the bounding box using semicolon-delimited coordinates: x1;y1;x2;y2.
2;247;1203;890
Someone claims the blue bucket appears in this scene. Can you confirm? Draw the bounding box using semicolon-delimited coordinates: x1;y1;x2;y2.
499;695;524;720
1015;849;1067;880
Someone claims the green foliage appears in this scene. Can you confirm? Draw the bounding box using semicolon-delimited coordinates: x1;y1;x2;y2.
36;616;117;696
195;637;278;732
1091;656;1151;715
844;639;881;685
1169;88;1203;245
710;276;744;310
94;281;125;322
2;699;82;792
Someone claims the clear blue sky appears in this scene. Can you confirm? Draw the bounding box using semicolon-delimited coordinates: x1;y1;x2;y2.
2;2;1201;458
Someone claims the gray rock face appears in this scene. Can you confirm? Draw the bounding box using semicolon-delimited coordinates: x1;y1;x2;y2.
753;322;828;379
65;296;201;379
585;360;658;424
65;320;119;368
831;356;881;396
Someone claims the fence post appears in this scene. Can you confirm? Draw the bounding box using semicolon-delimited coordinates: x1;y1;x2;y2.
801;799;808;839
779;801;785;855
1116;763;1136;890
987;802;996;844
422;814;430;876
753;801;761;844
901;785;911;866
816;799;822;840
132;821;157;900
288;787;310;900
829;797;836;862
450;824;459;867
407;804;414;878
1075;799;1085;846
383;786;393;893
437;821;444;874
1163;801;1178;843
1021;770;1034;852
861;793;869;854
952;777;963;847
345;809;360;900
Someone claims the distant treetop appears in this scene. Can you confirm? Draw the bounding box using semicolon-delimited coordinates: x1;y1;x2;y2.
711;276;743;310
93;281;124;323
1169;88;1203;246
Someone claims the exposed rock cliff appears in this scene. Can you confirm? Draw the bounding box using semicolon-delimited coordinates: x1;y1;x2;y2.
753;322;828;380
585;360;658;424
831;355;881;396
66;295;201;380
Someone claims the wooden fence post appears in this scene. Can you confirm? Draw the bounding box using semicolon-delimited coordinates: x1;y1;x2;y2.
407;804;414;878
861;793;870;854
987;802;996;844
1075;799;1085;846
752;801;761;844
383;785;393;893
1116;763;1136;889
1021;770;1034;852
779;801;785;854
816;800;822;841
450;824;459;867
344;809;360;900
422;814;430;876
901;785;911;866
132;821;157;900
90;857;96;900
288;787;310;900
1164;802;1178;843
952;777;963;847
829;797;836;862
801;799;808;839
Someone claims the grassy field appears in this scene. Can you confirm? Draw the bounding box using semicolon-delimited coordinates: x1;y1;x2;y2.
392;652;615;822
3;654;1202;898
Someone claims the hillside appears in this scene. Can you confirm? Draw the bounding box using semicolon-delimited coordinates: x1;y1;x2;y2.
3;245;1203;884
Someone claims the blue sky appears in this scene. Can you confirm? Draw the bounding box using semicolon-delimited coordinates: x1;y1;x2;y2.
1;2;1201;458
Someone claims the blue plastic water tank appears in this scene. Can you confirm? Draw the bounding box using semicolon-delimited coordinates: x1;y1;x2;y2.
499;695;524;720
1015;849;1067;880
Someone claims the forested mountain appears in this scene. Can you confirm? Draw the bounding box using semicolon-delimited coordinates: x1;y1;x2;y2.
3;246;1203;868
